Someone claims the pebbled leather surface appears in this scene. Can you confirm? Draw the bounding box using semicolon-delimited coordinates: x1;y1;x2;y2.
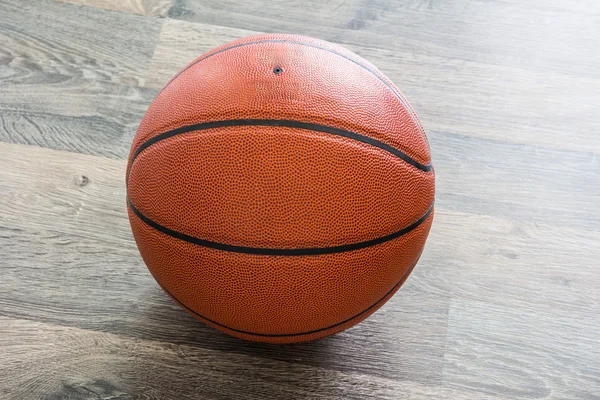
128;125;434;249
129;205;433;342
127;33;435;343
129;34;431;167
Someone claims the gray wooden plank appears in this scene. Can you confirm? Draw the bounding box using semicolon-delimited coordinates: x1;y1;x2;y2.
146;20;600;156
0;142;449;383
0;143;130;244
0;0;162;85
145;20;257;89
431;131;600;232
443;300;600;399
59;0;173;16
348;47;600;156
0;317;506;400
0;82;155;159
0;0;161;157
166;0;600;78
424;209;600;315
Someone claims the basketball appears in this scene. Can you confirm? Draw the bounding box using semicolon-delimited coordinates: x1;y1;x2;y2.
126;34;434;343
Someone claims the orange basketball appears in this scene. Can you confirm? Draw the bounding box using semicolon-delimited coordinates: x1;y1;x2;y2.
127;34;434;343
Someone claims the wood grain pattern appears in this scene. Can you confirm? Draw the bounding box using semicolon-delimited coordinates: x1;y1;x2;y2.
444;300;600;399
425;211;600;318
145;21;256;89
1;0;599;398
0;0;162;85
431;132;600;231
0;0;160;158
167;0;600;78
0;317;506;400
59;0;173;16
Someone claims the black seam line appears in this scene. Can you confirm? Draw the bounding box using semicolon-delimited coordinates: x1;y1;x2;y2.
156;257;418;337
158;38;425;137
127;197;433;256
128;120;433;178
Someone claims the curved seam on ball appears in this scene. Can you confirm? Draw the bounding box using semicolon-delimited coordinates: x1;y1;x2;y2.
127;197;433;256
154;257;418;337
156;38;428;146
127;119;433;184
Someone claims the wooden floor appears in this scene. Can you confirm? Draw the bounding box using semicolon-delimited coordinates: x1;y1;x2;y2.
1;0;599;398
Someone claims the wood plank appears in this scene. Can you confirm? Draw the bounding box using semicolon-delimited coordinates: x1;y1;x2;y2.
0;0;161;158
431;132;600;232
0;317;506;400
0;0;162;85
443;300;600;399
424;210;600;315
0;143;449;383
59;0;173;16
349;48;599;156
147;20;600;155
145;21;257;89
0;82;155;159
0;142;145;245
166;0;600;78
